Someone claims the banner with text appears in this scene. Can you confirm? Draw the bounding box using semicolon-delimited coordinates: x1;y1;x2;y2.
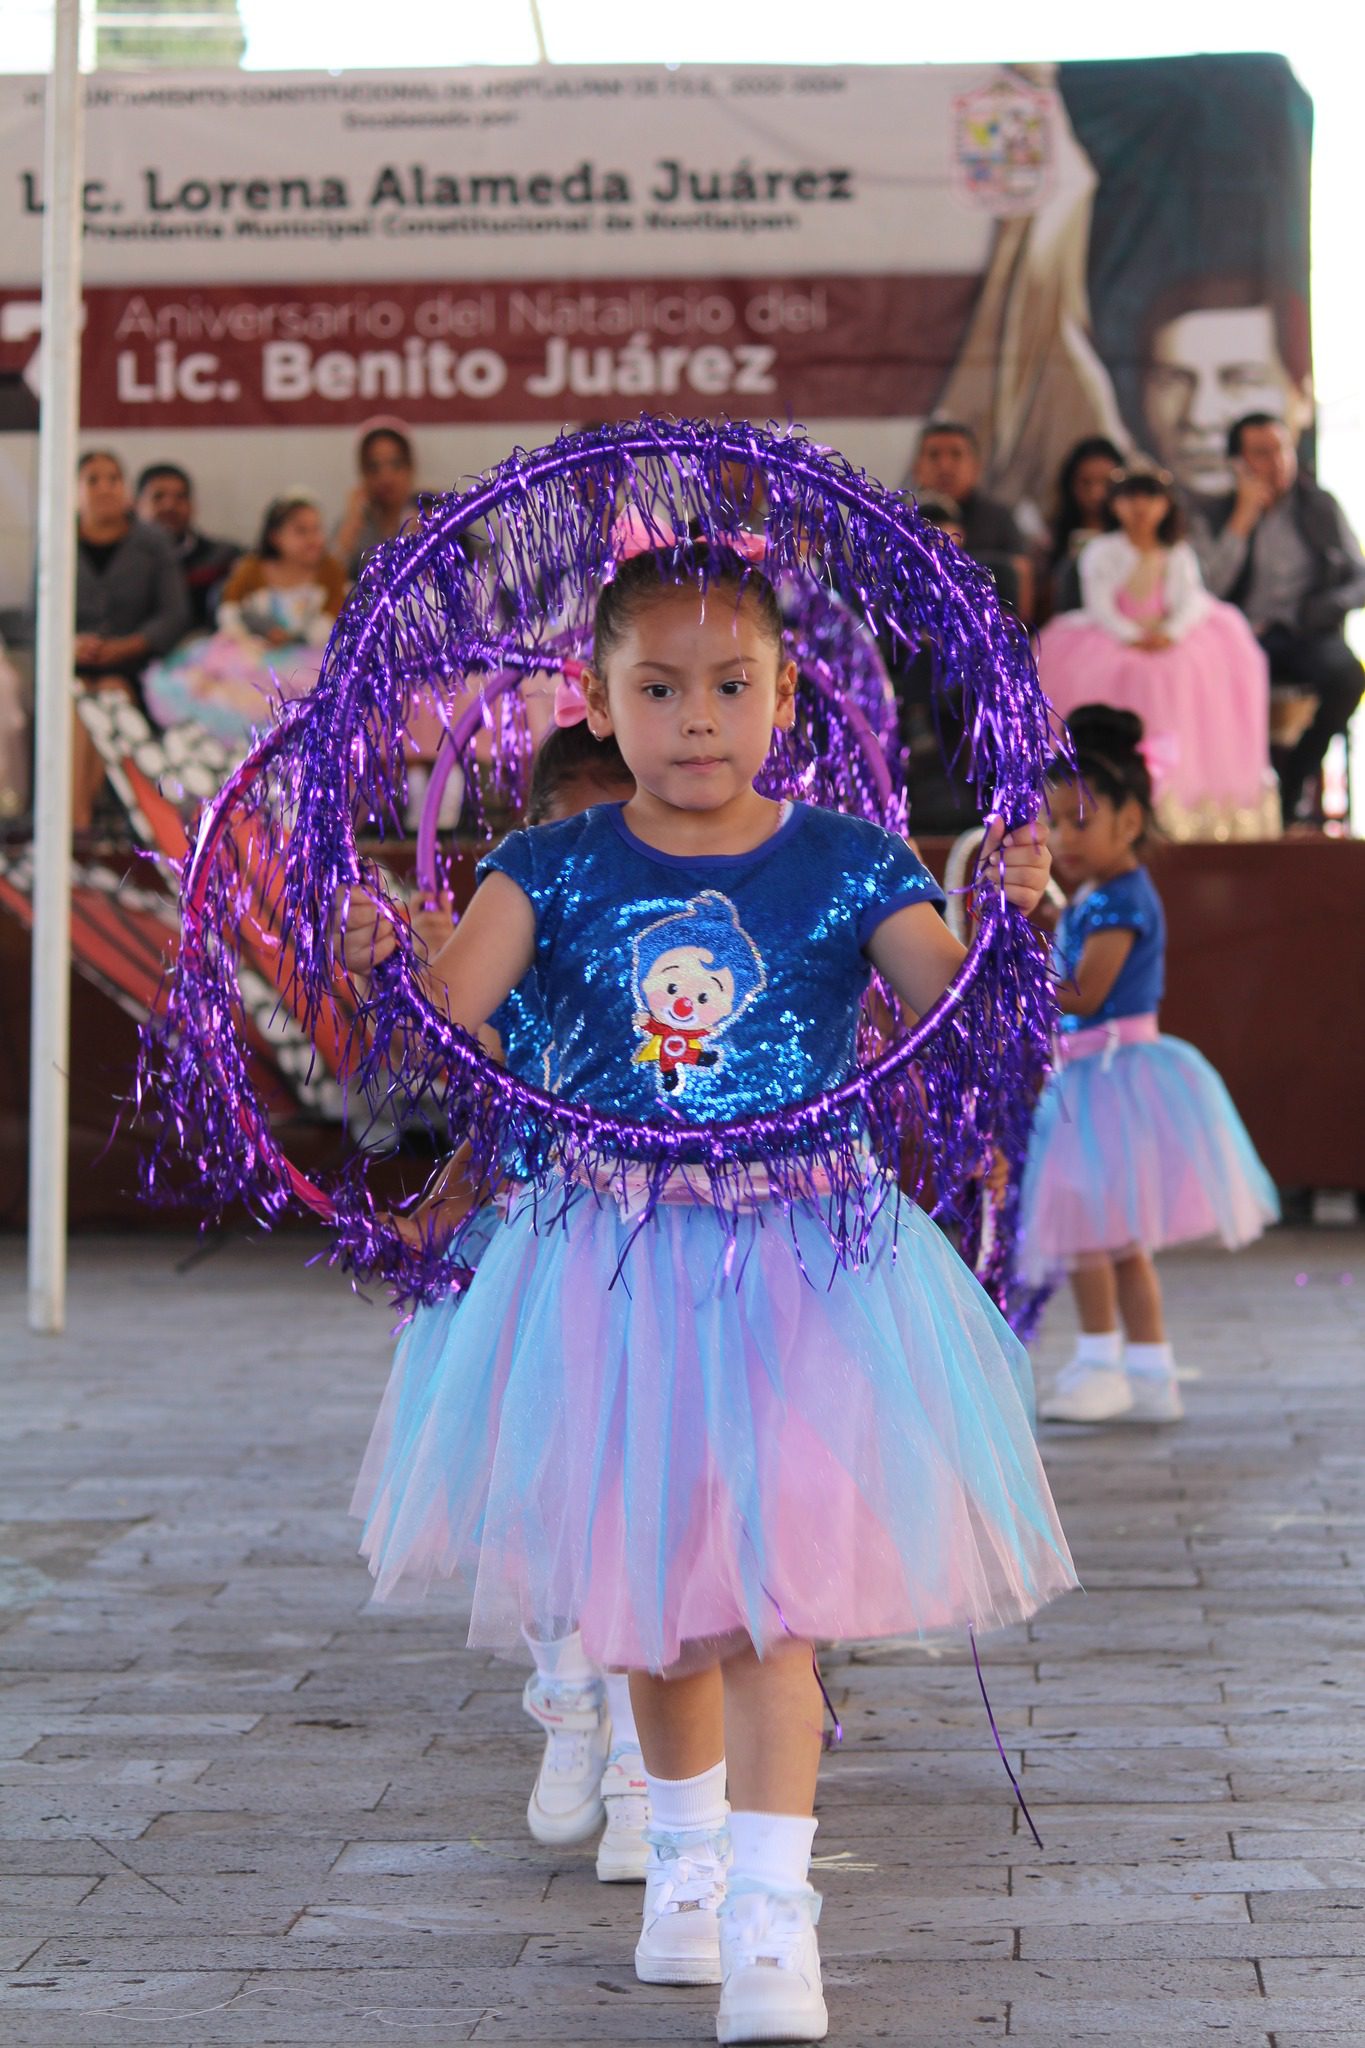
0;56;1311;530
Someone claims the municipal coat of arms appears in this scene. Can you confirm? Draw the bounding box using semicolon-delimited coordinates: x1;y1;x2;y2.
953;78;1055;216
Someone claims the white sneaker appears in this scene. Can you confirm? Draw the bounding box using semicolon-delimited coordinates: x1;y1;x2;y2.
1122;1370;1186;1422
634;1825;729;1985
596;1745;650;1882
1040;1360;1134;1423
522;1674;610;1846
716;1881;828;2044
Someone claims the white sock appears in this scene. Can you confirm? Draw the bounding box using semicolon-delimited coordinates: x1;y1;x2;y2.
604;1672;640;1751
1074;1330;1122;1368
522;1627;599;1688
1125;1341;1176;1379
729;1810;818;1891
645;1759;728;1835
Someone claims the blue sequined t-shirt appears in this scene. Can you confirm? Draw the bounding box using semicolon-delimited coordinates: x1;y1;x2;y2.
489;977;552;1087
1055;866;1166;1029
479;801;943;1122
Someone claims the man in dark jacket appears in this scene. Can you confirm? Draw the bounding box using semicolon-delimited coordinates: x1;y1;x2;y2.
908;421;1029;620
135;463;240;634
1192;412;1365;821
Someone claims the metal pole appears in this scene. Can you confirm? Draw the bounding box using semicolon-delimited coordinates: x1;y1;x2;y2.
27;0;85;1335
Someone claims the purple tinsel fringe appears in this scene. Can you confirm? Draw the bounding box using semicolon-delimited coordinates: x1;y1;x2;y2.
136;415;1057;1316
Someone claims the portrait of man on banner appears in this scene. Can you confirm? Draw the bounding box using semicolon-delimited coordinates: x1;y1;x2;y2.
1060;53;1314;504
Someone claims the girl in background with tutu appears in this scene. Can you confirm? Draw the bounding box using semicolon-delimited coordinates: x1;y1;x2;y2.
1036;468;1279;840
1022;704;1279;1426
342;533;1073;2044
144;494;347;747
396;701;651;1885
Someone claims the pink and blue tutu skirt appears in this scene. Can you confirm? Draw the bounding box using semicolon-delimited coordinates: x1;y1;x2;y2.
1018;1013;1279;1284
351;1185;1077;1674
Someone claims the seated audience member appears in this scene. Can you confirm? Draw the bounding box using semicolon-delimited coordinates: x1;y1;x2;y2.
333;419;421;579
915;493;967;547
218;495;347;646
1046;436;1126;618
909;419;1033;620
143;493;347;747
917;489;1019;614
331;423;475;817
71;449;190;828
1191;412;1365;824
0;634;26;823
135;463;241;634
1036;467;1277;840
882;492;985;834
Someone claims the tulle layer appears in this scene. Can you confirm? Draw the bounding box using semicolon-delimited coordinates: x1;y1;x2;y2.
1019;1035;1279;1281
352;1190;1076;1672
144;633;325;745
1037;604;1275;830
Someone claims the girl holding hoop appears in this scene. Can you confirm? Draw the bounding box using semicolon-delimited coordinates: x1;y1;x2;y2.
1020;704;1278;1425
398;702;652;1884
341;536;1074;2045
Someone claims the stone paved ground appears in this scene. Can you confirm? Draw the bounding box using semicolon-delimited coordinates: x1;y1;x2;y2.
2;1223;1363;2048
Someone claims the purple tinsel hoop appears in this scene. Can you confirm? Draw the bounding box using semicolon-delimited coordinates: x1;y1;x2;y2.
139;415;1055;1309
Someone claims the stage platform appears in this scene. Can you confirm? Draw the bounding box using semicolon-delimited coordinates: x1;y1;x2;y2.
1;834;1362;1230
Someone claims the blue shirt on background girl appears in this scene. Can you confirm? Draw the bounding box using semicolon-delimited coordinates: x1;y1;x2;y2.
1054;866;1166;1029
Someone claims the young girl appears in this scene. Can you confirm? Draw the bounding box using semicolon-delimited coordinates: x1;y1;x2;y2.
394;703;651;1884
1020;704;1279;1426
144;493;347;746
1035;469;1278;840
343;540;1074;2045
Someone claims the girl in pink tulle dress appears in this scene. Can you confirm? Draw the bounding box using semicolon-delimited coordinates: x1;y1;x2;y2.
1036;470;1278;839
144;495;347;748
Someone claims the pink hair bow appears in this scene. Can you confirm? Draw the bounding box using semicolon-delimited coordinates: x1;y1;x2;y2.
553;657;588;729
1136;730;1180;802
609;507;767;566
725;529;768;565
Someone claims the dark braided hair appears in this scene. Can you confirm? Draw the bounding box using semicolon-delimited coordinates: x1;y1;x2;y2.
591;540;784;672
1053;703;1154;831
526;720;633;826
